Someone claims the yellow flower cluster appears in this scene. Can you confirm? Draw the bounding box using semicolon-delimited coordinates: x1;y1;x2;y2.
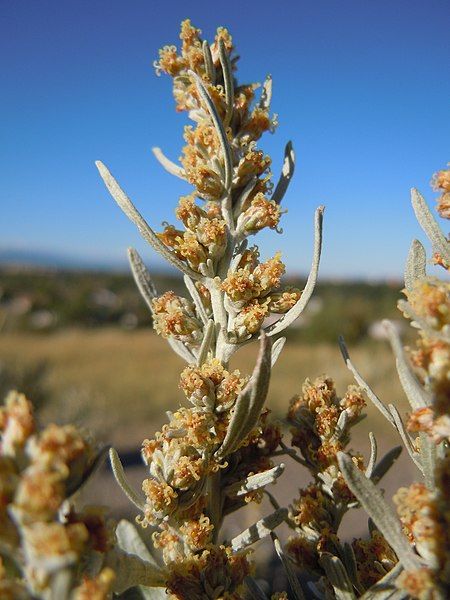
0;392;114;597
166;544;252;600
432;164;450;220
404;278;450;442
151;290;204;345
222;249;301;340
286;377;371;577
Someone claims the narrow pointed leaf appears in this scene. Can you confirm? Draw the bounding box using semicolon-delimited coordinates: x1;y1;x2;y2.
411;188;450;265
151;147;185;180
196;319;215;365
404;239;426;291
128;248;158;310
388;404;423;472
365;432;377;478
271;532;305;600
96;161;200;280
319;553;356;600
183;274;209;324
272;141;295;205
266;206;324;336
109;548;165;594
339;336;394;425
384;320;430;410
109;448;145;511
190;71;233;191
225;464;285;497
202;40;216;83
218;39;234;126
337;452;421;572
231;508;287;551
271;336;286;367
419;432;436;490
216;333;272;457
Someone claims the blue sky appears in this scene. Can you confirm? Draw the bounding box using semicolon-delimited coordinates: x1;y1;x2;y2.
1;0;449;279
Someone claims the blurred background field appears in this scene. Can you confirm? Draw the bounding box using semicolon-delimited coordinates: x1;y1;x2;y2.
0;266;413;444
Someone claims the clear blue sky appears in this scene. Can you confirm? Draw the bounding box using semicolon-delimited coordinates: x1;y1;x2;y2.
1;0;449;279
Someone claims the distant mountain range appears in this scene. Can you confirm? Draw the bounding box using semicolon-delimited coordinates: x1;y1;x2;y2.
0;248;128;271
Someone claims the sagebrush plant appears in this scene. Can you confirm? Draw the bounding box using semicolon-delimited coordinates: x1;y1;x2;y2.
0;19;448;600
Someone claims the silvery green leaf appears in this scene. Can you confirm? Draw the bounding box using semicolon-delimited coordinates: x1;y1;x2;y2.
383;320;430;410
271;532;305;600
116;522;167;599
108;548;165;594
233;178;258;218
271;336;286;367
151;147;186;180
337;453;421;572
218;39;234;127
167;338;197;364
216;333;272;457
411;188;450;266
319;553;356;600
342;543;364;595
272;141;295;205
370;446;402;482
331;410;348;443
190;71;233;192
258;75;273;111
230;508;287;551
365;432;378;479
183;274;209;324
388;404;423;472
339;336;394;425
116;520;155;564
202;40;216;84
128;248;158;310
109;448;145;511
225;464;285;497
266;206;324;336
419;431;436;490
196;319;215;365
404;239;426;291
135;588;169;599
244;576;269;600
96;161;201;280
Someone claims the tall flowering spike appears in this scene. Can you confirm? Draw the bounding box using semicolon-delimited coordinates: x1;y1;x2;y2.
97;19;324;598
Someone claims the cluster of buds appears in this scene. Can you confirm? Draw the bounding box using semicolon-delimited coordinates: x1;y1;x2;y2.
394;463;450;598
285;377;381;582
222;249;302;342
0;391;116;599
432;164;450;220
402;275;450;442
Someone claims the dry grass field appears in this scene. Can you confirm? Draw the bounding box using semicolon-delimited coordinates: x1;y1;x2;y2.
0;328;410;445
0;327;421;545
